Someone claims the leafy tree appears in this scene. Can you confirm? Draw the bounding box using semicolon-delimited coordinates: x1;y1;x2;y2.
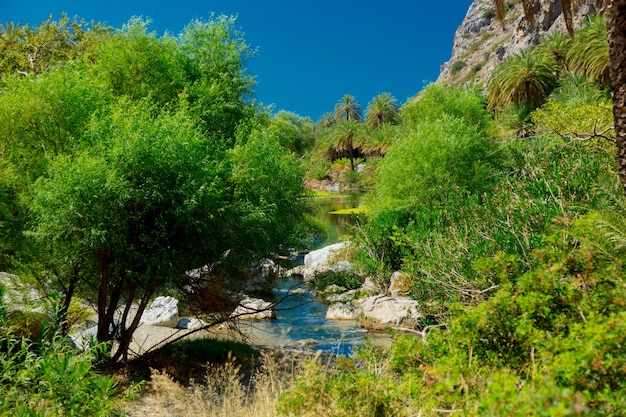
333;94;362;122
177;16;256;143
487;49;559;111
372;116;500;212
270;110;315;155
365;92;399;127
402;83;490;129
90;17;195;109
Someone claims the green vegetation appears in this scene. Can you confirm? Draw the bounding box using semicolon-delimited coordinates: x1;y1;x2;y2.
0;15;309;364
2;8;626;417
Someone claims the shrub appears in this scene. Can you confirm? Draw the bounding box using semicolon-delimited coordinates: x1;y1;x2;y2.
450;60;466;75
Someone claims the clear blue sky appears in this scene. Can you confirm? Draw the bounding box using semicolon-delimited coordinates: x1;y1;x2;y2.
2;1;473;121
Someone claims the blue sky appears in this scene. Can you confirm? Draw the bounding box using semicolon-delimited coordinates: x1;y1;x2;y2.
2;1;473;121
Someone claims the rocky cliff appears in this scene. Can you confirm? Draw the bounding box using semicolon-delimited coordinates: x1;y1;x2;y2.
438;0;602;86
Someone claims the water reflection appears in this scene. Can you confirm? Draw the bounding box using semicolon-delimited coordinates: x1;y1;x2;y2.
313;191;364;248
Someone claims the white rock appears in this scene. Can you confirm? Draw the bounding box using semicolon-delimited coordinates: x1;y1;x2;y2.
325;302;360;321
361;276;381;295
326;289;359;303
140;296;179;326
231;297;276;320
356;295;420;325
304;242;350;269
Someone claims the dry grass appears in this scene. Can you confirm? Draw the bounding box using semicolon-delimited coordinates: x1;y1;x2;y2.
124;350;308;417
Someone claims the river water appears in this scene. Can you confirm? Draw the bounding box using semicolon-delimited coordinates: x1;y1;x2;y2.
236;192;391;356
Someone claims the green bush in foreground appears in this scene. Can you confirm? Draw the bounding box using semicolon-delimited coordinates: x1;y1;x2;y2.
279;217;626;416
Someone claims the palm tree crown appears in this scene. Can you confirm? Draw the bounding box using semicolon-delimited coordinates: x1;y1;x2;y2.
488;49;559;110
567;14;609;85
365;92;399;127
334;94;362;122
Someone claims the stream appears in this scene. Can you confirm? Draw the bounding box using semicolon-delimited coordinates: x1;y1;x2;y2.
237;191;390;356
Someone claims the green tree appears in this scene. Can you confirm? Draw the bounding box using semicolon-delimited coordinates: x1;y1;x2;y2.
334;94;362;122
365;92;399;127
402;83;491;129
373;116;499;212
487;49;559;111
271;111;315;155
90;17;189;108
0;14;86;77
177;16;256;143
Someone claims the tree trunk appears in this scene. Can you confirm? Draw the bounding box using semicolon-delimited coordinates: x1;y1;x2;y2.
96;259;110;342
59;265;79;336
606;0;626;196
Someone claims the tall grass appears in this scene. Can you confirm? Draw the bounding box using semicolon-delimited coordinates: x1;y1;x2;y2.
126;350;304;417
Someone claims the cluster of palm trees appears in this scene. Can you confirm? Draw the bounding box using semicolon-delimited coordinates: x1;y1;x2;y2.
487;14;609;112
314;92;400;170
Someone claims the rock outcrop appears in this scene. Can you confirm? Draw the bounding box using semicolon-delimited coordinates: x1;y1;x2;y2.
437;0;601;86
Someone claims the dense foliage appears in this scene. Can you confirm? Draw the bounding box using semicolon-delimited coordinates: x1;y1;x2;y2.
279;20;625;416
2;10;625;417
0;15;309;362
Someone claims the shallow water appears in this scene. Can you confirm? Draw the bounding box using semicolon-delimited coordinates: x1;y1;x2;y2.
237;278;389;356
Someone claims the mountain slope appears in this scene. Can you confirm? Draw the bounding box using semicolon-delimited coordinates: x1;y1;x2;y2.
437;0;602;85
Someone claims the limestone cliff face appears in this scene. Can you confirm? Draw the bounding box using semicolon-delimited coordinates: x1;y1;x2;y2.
437;0;601;86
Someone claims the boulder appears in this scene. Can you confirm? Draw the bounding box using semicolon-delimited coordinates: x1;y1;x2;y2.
290;338;319;347
361;276;381;295
388;271;413;297
176;317;207;330
304;242;350;269
325;302;360;321
244;259;280;293
326;289;359;303
140;296;179;326
231;297;276;320
356;295;420;326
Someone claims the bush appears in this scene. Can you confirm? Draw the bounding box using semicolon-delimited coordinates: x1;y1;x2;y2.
0;333;121;416
372;116;502;213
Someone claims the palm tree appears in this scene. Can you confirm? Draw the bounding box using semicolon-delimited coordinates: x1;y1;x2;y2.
365;92;399;127
0;20;23;46
487;49;559;111
495;0;626;197
89;20;113;34
535;31;572;72
334;94;362;122
362;124;397;157
316;112;335;131
567;14;609;85
327;120;366;171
